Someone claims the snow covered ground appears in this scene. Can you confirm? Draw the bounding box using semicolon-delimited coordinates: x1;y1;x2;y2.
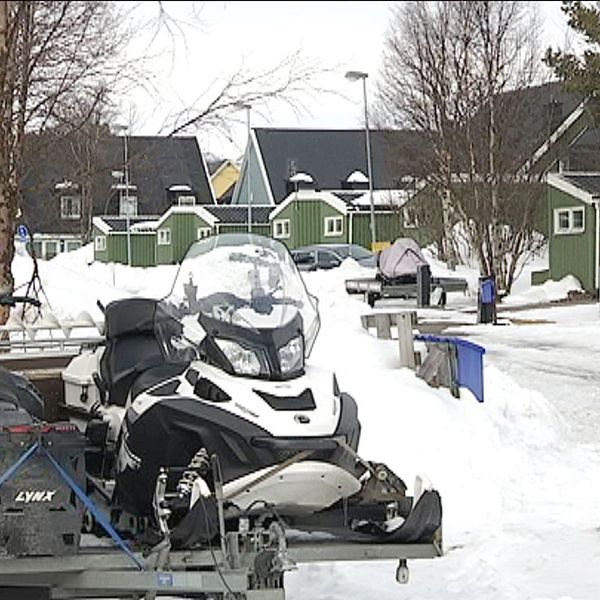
9;243;600;599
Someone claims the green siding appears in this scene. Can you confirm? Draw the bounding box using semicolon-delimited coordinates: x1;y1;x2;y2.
548;186;596;291
157;213;213;264
93;226;108;262
271;200;346;249
351;213;434;250
108;233;156;267
531;269;550;286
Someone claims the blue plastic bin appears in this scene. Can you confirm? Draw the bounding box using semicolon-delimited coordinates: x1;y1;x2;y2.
414;334;486;403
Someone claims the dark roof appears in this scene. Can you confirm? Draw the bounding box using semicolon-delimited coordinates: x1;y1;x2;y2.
253;128;430;204
207;159;224;175
21;134;214;235
205;205;271;225
561;174;600;196
100;216;160;232
454;81;587;174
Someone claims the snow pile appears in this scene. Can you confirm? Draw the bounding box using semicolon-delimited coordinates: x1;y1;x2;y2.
503;274;582;306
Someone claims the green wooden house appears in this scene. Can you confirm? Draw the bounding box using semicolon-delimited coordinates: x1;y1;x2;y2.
155;206;218;264
268;189;433;250
542;172;600;292
92;216;159;267
93;206;275;266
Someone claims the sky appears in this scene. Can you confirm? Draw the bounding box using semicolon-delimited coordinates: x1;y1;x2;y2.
120;1;573;160
12;236;600;599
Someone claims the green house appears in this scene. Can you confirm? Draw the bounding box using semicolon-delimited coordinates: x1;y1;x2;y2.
92;216;158;267
544;173;600;292
155;206;218;264
268;189;433;250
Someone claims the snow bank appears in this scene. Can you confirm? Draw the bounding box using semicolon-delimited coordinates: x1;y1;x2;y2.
503;275;582;306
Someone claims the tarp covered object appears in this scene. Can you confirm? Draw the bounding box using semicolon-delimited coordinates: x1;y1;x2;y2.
378;238;429;280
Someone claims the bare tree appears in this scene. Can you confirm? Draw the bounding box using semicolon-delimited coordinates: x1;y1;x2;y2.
0;1;124;320
375;1;545;294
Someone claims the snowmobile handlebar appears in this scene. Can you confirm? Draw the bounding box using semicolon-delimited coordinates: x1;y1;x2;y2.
0;294;41;308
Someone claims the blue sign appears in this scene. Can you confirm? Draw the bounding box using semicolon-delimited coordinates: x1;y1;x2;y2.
156;573;173;587
17;225;29;242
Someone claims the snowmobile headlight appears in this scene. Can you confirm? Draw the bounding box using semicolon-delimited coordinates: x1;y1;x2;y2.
215;339;267;376
278;336;304;374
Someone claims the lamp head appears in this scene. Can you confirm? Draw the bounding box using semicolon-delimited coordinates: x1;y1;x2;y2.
345;70;368;82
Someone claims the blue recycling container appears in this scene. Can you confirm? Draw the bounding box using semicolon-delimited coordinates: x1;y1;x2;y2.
478;276;496;324
414;334;486;402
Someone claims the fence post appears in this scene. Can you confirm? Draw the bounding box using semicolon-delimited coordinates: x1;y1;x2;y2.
397;312;415;368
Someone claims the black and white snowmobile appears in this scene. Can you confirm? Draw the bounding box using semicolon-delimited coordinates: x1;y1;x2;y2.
62;233;442;548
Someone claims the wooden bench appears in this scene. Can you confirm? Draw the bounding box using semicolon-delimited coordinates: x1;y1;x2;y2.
360;311;418;368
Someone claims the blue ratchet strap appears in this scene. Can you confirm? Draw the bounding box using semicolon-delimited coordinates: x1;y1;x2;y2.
0;442;39;486
41;447;145;570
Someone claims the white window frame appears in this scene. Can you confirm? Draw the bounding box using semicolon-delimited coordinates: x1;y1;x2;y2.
94;235;106;252
197;227;212;240
273;219;290;239
178;195;196;206
554;207;585;235
324;216;343;237
157;228;171;246
60;196;81;220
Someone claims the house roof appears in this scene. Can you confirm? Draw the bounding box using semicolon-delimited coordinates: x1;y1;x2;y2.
547;172;600;204
93;215;161;233
204;205;272;225
21;134;215;236
252;128;430;205
157;205;219;228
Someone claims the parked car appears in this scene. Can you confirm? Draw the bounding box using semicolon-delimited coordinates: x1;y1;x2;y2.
290;244;377;271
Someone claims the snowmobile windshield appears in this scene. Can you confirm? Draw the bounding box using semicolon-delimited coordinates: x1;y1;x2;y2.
165;233;320;357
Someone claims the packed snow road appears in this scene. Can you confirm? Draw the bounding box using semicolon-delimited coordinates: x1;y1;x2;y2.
459;303;600;446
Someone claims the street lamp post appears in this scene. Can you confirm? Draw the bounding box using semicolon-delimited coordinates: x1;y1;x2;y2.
345;70;376;249
114;124;132;266
235;102;252;233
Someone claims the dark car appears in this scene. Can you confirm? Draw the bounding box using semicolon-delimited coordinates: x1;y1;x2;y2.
290;244;377;271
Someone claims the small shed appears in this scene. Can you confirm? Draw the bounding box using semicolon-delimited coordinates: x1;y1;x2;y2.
544;172;600;292
92;216;159;267
156;206;218;264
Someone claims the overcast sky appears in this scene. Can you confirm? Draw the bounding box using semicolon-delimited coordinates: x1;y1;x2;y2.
122;1;572;160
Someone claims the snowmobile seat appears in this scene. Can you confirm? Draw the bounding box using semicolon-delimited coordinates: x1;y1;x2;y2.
100;334;168;407
99;298;186;407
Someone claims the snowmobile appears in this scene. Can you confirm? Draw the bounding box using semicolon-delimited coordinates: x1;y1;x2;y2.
57;233;441;550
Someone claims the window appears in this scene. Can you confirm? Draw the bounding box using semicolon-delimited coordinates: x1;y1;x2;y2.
158;228;171;245
95;236;106;252
178;195;196;206
197;227;212;240
324;216;343;237
66;240;82;252
317;250;341;269
554;207;585;235
60;196;81;220
292;250;315;267
273;219;290;239
45;241;58;259
119;195;138;216
402;207;419;229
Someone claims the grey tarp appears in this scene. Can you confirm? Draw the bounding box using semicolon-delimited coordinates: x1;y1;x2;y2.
377;238;428;279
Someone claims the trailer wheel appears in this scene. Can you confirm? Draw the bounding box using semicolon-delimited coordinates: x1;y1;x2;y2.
0;587;50;600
